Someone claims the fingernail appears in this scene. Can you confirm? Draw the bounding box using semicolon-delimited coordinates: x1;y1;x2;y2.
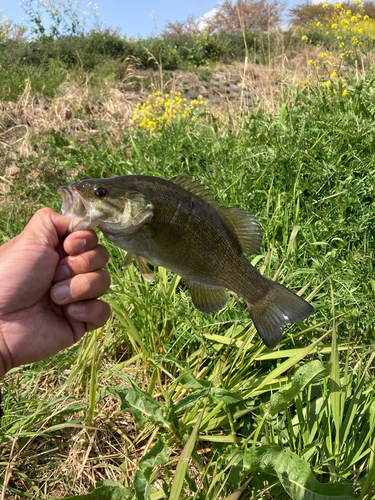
55;265;70;281
52;284;70;302
70;303;86;315
67;238;85;255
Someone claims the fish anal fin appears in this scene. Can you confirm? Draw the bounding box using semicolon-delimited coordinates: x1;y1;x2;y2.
169;175;218;206
247;281;315;349
135;255;155;283
186;281;230;313
121;252;134;269
217;206;263;255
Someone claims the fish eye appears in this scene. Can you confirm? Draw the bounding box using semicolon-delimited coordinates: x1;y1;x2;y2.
94;187;107;198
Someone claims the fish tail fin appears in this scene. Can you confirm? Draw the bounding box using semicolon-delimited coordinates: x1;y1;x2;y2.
246;281;315;349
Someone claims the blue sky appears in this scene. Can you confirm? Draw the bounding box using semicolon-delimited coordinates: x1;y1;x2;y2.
1;0;300;38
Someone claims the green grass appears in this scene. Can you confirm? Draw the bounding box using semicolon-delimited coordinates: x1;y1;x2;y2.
0;64;375;499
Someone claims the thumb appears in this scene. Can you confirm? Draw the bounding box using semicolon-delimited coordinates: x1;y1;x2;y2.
23;208;71;248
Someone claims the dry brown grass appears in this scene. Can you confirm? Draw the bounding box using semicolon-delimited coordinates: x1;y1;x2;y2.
0;76;134;159
0;362;144;499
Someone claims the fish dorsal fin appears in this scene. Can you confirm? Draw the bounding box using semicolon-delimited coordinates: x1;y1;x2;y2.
169;175;262;254
185;281;230;313
169;175;218;206
217;207;263;255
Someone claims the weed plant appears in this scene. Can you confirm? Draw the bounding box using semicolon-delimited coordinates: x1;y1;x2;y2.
1;63;375;498
131;91;207;132
300;0;374;63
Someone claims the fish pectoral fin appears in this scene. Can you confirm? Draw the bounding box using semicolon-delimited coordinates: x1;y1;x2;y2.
186;281;230;313
135;255;156;283
217;206;263;255
121;252;134;269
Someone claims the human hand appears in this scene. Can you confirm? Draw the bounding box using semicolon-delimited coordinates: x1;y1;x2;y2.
0;208;111;379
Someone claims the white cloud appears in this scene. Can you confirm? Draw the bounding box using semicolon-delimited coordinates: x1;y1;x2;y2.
195;7;219;30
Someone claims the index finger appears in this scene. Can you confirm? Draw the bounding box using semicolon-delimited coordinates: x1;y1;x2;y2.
64;230;99;256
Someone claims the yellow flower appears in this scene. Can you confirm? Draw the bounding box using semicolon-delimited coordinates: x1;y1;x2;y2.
319;52;326;57
322;2;328;8
316;21;321;27
331;71;337;77
340;52;345;58
364;15;369;20
340;42;345;46
334;3;341;8
357;13;361;18
343;89;348;95
308;59;313;65
337;35;342;39
331;23;338;29
301;35;308;40
359;28;363;33
351;16;356;22
346;9;351;15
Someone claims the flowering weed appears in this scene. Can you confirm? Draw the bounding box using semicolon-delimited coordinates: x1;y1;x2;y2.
299;0;375;91
300;0;374;62
131;91;207;132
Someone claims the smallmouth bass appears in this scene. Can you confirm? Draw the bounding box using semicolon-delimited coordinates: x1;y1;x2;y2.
59;175;315;349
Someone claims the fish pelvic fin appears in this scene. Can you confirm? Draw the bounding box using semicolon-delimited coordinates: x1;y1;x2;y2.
135;255;156;283
186;281;230;313
121;252;134;269
247;282;315;349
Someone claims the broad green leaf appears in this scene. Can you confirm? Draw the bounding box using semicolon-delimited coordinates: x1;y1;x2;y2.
175;388;241;414
210;387;242;404
116;378;171;430
134;434;169;500
269;360;331;415
243;446;355;500
139;433;169;472
60;479;133;499
175;390;207;413
179;369;210;390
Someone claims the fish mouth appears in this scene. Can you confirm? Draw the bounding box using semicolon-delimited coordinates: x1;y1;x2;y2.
59;185;97;233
